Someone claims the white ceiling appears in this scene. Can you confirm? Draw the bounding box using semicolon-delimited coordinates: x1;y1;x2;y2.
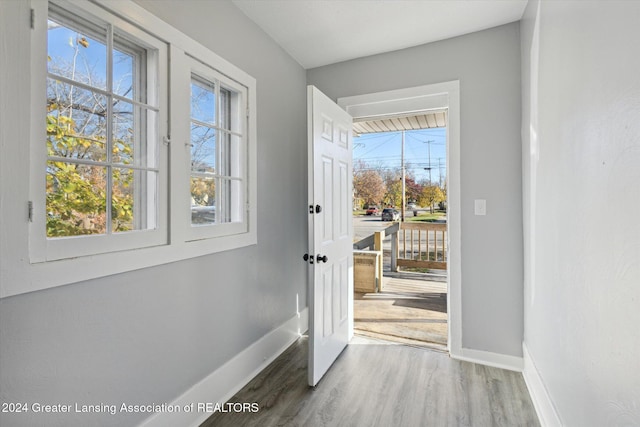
232;0;528;69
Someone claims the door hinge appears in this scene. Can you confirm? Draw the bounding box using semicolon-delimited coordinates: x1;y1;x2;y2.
28;201;33;222
30;9;35;30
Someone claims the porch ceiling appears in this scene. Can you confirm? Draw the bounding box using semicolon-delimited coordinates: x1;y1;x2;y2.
353;110;447;135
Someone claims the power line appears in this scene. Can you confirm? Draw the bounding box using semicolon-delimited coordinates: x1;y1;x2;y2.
356;133;399;157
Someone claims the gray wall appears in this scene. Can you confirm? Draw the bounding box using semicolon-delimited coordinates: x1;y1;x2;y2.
0;1;307;426
308;23;524;357
521;1;640;425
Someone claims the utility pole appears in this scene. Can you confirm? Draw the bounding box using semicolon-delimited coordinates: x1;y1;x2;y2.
401;131;405;222
425;139;435;185
423;139;435;213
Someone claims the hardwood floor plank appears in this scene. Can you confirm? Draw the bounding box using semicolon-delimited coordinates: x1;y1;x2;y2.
201;336;539;427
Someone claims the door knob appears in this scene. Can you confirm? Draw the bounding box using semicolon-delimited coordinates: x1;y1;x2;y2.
316;254;328;263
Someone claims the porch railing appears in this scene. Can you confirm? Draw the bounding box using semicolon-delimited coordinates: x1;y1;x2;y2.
354;221;447;272
396;222;447;271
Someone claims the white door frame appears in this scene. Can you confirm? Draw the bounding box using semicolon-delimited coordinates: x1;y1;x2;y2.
338;80;462;357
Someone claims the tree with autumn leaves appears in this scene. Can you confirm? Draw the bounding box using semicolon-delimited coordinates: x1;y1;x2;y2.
354;161;446;211
46;109;135;236
353;161;386;208
46;29;135;237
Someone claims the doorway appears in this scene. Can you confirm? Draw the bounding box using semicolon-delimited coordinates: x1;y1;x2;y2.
338;81;462;356
352;125;448;351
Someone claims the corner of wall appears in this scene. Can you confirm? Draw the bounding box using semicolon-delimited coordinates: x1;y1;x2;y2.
451;347;523;372
522;343;562;427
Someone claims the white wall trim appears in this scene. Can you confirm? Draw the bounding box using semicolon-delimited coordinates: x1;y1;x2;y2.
452;347;524;372
137;307;309;427
338;81;462;358
522;343;562;427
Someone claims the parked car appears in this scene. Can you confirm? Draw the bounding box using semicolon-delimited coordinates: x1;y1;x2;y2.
365;206;379;215
381;208;400;221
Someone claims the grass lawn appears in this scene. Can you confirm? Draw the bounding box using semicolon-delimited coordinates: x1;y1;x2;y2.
407;210;446;222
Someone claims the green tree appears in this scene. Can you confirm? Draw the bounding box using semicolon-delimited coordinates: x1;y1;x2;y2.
418;184;445;214
382;176;423;209
46;111;135;236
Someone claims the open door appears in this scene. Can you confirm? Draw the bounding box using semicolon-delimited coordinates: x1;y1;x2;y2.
307;86;353;387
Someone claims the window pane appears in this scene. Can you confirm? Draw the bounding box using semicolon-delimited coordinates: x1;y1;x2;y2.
47;19;107;91
113;100;150;166
219;87;231;131
112;168;135;232
112;168;156;233
190;125;216;173
191;176;216;225
217;178;243;224
113;48;134;100
191;79;215;125
217;132;243;179
47;78;107;162
46;162;107;237
218;131;230;176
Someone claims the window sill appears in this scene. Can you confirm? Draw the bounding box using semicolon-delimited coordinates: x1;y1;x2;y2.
0;230;256;298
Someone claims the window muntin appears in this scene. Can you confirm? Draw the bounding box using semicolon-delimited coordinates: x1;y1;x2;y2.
189;73;245;228
46;6;158;238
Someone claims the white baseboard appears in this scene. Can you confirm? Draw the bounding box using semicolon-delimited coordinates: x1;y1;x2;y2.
522;343;562;427
138;307;309;427
451;347;524;372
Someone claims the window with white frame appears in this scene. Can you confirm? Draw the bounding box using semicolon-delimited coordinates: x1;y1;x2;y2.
188;59;247;239
11;0;257;295
35;1;167;261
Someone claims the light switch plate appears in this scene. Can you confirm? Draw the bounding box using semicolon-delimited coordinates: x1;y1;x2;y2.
474;199;486;216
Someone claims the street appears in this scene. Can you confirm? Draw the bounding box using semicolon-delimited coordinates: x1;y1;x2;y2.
352;215;394;243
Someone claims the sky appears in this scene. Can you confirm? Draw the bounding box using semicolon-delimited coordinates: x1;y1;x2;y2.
353;127;447;185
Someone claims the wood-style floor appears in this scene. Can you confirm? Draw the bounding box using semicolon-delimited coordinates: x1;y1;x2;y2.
355;271;448;350
201;336;540;427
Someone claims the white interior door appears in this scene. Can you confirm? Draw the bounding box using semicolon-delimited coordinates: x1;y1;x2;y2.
307;86;353;387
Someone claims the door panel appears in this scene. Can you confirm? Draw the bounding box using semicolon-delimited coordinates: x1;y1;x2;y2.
338;161;349;238
322;157;333;243
307;86;353;387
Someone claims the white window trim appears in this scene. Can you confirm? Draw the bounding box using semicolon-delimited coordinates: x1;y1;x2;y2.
0;0;257;298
